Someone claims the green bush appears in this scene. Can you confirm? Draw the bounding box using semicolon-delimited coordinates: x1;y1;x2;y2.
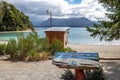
64;47;74;52
49;38;74;55
60;67;106;80
25;50;40;61
3;33;73;61
0;43;7;55
5;33;50;61
60;69;75;80
50;39;64;55
5;39;17;56
86;67;106;80
37;38;50;52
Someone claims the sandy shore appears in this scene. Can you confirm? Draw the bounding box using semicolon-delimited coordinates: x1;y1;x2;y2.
67;44;120;59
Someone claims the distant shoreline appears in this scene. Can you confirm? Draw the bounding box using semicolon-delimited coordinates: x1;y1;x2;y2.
68;41;120;45
0;29;33;34
36;26;91;28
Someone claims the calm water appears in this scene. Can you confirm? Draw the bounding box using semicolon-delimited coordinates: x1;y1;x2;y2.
0;27;120;45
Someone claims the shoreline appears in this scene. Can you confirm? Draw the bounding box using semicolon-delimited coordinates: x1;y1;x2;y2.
0;30;32;33
68;42;120;46
0;39;120;46
0;39;120;45
0;29;35;33
0;40;8;44
68;40;120;45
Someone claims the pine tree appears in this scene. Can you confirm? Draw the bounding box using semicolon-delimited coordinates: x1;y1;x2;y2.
87;0;120;41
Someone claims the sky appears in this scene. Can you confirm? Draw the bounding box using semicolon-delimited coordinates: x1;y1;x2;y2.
65;0;82;4
4;0;107;25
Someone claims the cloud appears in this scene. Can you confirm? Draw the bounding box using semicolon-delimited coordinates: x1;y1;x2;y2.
4;0;107;25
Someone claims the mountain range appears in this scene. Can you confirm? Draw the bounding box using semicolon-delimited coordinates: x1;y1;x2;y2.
40;17;96;27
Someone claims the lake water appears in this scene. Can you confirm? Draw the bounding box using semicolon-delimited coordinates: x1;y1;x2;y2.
0;27;120;45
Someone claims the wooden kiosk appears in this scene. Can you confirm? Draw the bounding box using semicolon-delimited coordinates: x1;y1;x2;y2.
44;27;70;48
52;52;100;80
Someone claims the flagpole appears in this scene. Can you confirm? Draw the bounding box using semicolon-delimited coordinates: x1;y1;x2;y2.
46;10;52;27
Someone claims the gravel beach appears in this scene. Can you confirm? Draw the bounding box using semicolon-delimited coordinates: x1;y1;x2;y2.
0;60;64;80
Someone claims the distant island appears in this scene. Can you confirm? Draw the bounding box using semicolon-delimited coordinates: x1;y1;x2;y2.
40;17;96;27
0;1;34;31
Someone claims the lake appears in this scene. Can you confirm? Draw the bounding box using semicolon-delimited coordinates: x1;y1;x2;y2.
0;27;120;45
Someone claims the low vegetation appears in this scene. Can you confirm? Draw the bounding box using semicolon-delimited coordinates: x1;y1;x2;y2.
60;67;106;80
0;43;6;55
0;33;73;61
60;69;75;80
86;67;106;80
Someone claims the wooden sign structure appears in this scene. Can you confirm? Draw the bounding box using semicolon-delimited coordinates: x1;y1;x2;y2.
44;27;70;48
52;52;100;80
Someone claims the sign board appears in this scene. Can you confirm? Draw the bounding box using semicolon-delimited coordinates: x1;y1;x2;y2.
52;52;100;69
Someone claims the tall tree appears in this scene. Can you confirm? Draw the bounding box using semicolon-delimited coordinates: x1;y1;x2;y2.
87;0;120;41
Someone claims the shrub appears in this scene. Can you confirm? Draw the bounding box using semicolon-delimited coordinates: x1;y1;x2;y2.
64;47;74;52
4;33;73;61
25;50;40;61
5;39;17;55
60;67;106;80
0;43;7;55
37;38;50;52
60;69;75;80
5;33;50;61
86;67;106;80
39;51;49;60
49;38;74;55
50;38;65;55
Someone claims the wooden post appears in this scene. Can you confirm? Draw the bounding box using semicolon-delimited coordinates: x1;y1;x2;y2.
50;12;52;27
75;69;85;80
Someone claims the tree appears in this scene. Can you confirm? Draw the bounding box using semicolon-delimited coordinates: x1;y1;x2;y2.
0;1;34;31
0;1;3;24
87;0;120;41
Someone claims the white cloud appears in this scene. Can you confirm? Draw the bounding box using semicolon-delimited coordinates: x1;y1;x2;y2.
4;0;107;25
